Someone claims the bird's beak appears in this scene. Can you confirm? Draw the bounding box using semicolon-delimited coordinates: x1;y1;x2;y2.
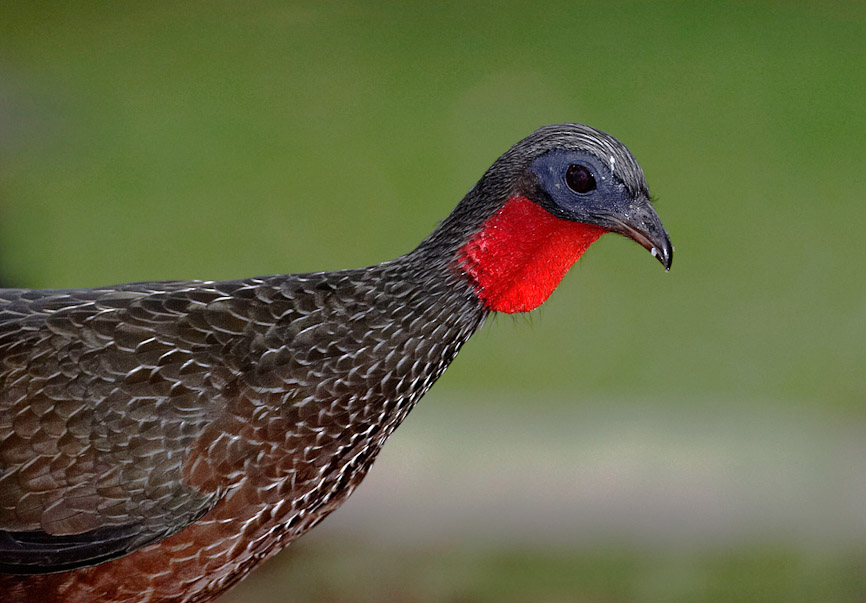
601;199;673;271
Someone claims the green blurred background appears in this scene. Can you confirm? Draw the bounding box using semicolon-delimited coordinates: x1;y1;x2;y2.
2;2;865;601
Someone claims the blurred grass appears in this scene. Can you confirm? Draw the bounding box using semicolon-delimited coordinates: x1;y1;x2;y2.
224;541;866;603
1;1;865;601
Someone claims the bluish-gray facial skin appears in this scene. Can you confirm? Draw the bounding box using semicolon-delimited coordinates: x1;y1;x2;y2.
530;149;673;270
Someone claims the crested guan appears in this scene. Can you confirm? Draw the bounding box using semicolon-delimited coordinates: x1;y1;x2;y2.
0;123;672;602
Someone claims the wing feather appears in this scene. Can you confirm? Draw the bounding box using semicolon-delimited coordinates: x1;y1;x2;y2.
0;282;264;573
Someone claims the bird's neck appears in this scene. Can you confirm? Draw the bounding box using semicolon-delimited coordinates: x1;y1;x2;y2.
457;196;605;313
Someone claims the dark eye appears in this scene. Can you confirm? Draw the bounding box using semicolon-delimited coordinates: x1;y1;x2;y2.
565;164;596;193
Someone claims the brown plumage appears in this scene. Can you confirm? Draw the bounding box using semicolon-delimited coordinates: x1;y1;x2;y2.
0;124;672;602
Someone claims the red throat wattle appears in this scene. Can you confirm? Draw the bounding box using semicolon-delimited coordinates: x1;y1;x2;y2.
458;197;605;313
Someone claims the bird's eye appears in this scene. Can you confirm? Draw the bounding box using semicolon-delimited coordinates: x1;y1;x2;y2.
565;164;596;193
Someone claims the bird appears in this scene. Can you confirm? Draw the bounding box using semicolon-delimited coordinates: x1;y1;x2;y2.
0;123;672;602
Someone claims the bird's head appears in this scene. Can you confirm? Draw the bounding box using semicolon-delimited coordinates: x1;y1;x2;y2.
447;123;673;314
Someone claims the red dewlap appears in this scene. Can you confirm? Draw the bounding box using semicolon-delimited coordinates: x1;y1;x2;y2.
458;197;605;313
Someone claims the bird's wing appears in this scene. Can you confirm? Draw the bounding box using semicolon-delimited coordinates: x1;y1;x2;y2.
0;280;274;573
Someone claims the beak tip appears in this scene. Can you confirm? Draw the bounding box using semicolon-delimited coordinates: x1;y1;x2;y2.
660;244;673;271
650;241;673;271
